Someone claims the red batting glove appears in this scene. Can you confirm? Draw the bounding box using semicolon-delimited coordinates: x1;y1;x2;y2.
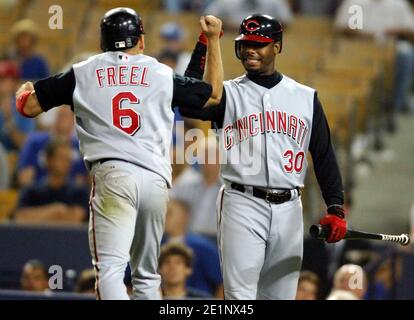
319;207;347;243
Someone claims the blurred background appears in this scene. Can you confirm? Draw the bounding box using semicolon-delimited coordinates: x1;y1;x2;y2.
0;0;413;300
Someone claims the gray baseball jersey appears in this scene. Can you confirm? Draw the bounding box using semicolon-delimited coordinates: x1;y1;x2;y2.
72;52;174;186
220;74;314;188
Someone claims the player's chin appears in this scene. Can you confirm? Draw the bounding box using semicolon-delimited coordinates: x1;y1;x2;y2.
242;62;262;73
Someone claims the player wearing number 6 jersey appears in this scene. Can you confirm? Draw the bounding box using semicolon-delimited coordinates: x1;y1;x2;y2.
181;14;347;299
15;8;223;300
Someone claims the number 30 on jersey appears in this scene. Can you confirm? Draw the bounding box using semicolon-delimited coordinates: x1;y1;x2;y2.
283;149;305;174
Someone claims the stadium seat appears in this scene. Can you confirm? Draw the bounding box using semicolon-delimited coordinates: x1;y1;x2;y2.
0;190;18;222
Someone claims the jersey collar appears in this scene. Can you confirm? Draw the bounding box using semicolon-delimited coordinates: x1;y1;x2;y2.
246;71;283;89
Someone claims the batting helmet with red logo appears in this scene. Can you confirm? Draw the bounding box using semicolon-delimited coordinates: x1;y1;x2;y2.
235;14;283;59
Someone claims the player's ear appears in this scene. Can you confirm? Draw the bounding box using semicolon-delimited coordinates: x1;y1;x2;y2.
274;42;281;55
138;35;145;51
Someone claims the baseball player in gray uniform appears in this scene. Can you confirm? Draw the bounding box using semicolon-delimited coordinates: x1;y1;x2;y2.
181;14;348;299
15;8;223;300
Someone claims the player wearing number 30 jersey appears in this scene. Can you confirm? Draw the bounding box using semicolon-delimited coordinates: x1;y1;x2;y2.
181;14;347;300
15;8;224;300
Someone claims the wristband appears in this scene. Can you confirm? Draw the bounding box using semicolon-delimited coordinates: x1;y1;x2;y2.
16;90;34;118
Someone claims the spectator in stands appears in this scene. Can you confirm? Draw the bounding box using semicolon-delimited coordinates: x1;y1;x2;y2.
334;0;414;130
0;143;9;188
158;48;179;70
302;238;373;298
162;199;223;298
14;140;89;224
327;264;368;300
159;242;211;299
75;269;96;295
21;259;49;292
171;145;188;182
17;106;87;187
291;0;342;16
170;119;199;182
170;135;222;240
204;0;293;32
159;22;191;75
295;270;321;300
163;0;211;13
369;255;403;299
326;289;359;300
9;19;49;81
0;60;35;151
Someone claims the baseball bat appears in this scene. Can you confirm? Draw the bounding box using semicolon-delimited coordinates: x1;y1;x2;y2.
309;224;411;246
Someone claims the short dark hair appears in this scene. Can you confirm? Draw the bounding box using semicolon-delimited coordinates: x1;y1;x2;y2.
45;139;71;159
159;242;193;268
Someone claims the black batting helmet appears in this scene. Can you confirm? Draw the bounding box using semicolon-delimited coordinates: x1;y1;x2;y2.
235;14;283;59
100;7;145;52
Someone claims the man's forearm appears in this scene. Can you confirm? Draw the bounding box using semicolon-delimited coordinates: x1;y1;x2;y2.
185;40;207;80
204;36;223;105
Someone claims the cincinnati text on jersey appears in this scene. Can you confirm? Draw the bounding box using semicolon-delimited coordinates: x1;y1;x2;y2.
223;110;309;150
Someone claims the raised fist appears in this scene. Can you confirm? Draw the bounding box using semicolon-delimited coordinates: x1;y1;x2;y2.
200;15;222;38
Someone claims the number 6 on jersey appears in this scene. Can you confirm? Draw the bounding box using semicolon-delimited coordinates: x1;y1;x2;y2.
112;91;141;135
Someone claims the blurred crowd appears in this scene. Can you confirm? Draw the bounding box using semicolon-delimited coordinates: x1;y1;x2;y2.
1;0;414;300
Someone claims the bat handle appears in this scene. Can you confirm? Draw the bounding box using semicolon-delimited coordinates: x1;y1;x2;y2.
309;224;331;240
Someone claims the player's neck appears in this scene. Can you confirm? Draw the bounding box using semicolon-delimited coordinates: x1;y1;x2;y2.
247;71;282;89
125;47;144;55
125;37;145;55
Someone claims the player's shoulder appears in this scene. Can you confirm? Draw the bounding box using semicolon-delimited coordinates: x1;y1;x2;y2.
224;74;248;87
135;54;175;78
280;74;316;96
